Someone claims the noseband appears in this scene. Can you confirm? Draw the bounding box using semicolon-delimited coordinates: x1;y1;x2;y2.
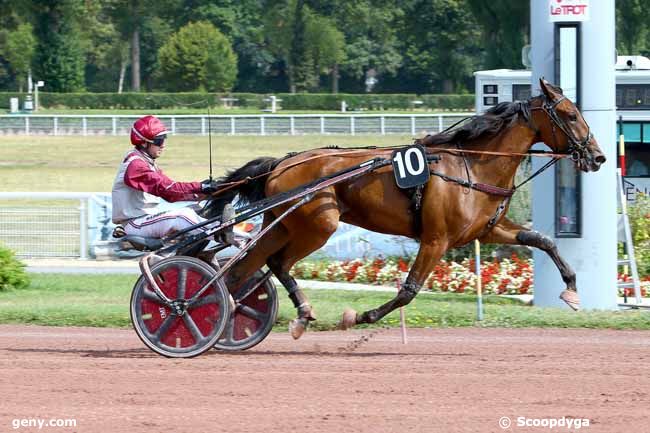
530;95;593;162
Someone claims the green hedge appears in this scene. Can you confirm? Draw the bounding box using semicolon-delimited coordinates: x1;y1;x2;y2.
0;92;474;111
0;244;29;291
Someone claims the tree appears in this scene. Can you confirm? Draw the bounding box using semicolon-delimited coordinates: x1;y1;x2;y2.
400;0;481;93
466;0;529;70
265;0;348;93
316;0;403;92
2;23;36;92
31;0;86;92
158;21;237;92
305;15;346;93
290;0;317;92
616;0;648;56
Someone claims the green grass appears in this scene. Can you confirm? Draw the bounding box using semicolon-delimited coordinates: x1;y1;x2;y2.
1;273;649;330
0;135;412;192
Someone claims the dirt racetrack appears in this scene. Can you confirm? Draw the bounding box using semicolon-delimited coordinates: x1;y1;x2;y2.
1;325;649;433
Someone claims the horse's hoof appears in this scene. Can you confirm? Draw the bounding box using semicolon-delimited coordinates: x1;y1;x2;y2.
340;308;358;330
289;318;308;340
560;289;580;311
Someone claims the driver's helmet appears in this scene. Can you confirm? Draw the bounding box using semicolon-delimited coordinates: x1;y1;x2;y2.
130;115;171;146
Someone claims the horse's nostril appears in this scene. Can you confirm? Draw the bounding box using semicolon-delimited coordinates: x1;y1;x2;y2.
595;155;606;164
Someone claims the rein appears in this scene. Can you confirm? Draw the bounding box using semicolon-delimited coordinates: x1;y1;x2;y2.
209;94;586;201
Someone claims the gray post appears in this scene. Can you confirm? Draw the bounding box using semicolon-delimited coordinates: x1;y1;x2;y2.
530;0;617;309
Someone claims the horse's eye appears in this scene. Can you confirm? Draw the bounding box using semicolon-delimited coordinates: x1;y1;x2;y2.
568;113;578;122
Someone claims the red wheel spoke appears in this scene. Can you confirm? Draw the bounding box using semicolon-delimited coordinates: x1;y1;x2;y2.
182;314;205;344
152;315;176;343
238;304;265;322
176;266;188;299
143;288;167;305
190;293;218;309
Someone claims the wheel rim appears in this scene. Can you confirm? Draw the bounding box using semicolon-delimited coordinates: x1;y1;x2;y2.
214;260;278;351
131;257;229;358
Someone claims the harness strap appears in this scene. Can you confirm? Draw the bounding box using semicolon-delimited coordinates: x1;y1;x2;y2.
429;170;514;197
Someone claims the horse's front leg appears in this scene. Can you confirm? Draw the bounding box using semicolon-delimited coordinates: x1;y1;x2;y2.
479;217;579;310
342;241;447;328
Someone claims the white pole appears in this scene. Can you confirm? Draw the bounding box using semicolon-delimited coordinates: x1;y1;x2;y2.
475;239;484;321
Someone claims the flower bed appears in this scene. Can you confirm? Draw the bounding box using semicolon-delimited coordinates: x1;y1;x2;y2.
291;255;534;295
290;255;650;297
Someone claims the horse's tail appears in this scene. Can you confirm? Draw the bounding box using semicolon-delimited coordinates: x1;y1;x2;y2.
204;157;280;217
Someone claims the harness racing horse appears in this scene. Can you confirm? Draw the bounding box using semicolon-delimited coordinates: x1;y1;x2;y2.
208;79;606;338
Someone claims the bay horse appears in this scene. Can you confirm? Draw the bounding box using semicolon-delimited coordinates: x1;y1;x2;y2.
207;79;606;338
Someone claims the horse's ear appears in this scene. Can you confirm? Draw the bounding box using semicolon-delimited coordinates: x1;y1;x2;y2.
539;77;563;100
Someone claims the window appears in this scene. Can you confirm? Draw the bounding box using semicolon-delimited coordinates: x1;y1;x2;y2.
483;84;498;94
555;23;581;237
483;96;498;106
513;84;532;101
616;85;650;110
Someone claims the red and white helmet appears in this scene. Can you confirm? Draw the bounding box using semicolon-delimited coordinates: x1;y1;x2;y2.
130;115;171;146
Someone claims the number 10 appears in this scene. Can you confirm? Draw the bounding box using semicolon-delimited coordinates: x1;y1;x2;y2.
393;147;426;179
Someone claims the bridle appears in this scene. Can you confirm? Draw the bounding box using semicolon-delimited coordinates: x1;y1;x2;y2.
530;94;593;163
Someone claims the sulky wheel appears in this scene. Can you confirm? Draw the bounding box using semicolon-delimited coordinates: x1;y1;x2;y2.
130;256;231;358
213;257;278;351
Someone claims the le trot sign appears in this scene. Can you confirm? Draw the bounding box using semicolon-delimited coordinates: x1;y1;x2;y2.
549;0;589;22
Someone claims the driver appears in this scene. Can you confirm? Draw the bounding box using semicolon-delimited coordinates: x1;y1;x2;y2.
111;115;219;239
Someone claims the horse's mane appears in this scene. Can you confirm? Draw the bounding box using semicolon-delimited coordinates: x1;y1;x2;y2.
417;100;531;147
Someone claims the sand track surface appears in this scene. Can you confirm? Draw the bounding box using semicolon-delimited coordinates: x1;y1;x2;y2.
1;325;648;433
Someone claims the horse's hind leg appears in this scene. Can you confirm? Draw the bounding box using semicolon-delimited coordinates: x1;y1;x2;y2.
267;247;316;339
266;204;340;339
344;240;447;327
479;217;579;310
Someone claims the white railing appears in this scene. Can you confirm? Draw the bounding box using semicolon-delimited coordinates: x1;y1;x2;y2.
0;192;94;259
0;113;474;136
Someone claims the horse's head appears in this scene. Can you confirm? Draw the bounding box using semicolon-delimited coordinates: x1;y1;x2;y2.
531;78;606;172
